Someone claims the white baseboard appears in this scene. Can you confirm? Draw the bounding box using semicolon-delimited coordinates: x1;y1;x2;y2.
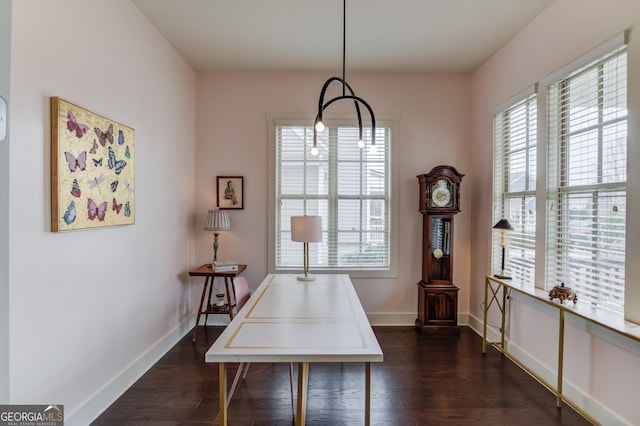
366;312;415;326
65;315;196;426
365;312;470;327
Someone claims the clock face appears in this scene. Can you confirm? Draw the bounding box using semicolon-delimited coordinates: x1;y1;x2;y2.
431;179;451;207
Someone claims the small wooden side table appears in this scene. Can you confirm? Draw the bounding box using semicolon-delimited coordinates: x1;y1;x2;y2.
188;264;247;342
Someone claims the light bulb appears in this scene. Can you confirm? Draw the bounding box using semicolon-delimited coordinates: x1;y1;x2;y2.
369;144;377;154
311;146;319;156
357;139;365;149
315;121;325;132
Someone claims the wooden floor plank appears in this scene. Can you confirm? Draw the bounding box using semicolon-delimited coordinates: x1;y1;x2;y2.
92;326;589;425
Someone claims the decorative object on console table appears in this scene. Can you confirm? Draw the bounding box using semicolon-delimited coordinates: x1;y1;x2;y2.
416;165;464;335
291;215;322;281
210;291;228;312
213;260;238;273
548;282;578;304
204;208;230;262
493;218;514;279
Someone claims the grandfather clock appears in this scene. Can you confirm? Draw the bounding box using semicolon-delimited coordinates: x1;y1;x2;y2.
415;165;464;335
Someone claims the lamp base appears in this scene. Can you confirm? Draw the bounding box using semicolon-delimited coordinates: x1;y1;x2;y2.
297;274;316;281
494;274;512;280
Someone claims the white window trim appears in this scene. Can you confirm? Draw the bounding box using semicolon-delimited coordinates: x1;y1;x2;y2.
539;32;630;315
541;32;628;87
545;46;628;314
490;31;638;321
491;86;538;286
266;113;400;279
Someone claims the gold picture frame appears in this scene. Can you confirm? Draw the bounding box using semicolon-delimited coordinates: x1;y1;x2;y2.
217;176;243;209
51;97;135;231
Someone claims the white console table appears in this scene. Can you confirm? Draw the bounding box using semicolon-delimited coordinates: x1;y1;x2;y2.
482;275;640;425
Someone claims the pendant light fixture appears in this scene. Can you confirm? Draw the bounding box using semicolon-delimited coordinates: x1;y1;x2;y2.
311;0;376;156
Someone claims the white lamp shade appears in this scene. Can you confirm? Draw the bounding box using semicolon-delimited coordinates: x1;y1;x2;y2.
291;216;322;242
204;209;231;231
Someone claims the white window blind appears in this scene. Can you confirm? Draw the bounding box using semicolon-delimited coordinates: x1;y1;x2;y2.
275;124;391;270
546;47;627;313
493;93;537;286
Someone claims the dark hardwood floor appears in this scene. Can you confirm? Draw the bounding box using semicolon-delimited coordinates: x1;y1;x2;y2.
93;326;589;425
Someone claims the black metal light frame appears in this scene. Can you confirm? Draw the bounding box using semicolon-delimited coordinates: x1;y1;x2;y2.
312;0;376;155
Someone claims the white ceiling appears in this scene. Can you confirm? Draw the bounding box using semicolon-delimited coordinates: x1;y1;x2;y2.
132;0;553;74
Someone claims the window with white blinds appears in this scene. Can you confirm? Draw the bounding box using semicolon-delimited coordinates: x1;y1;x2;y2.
274;124;391;271
546;46;627;314
493;93;537;286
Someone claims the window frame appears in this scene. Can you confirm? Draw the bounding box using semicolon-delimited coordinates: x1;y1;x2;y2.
492;89;538;287
545;46;628;314
490;33;634;318
267;114;399;279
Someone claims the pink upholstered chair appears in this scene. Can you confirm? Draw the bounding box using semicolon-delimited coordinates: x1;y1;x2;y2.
226;276;295;415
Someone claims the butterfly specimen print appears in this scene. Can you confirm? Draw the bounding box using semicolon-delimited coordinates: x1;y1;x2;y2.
64;151;87;172
88;174;105;192
95;124;114;146
52;98;136;231
107;147;127;175
112;197;122;214
70;178;81;198
66;109;89;139
122;176;133;194
63;201;77;225
87;198;107;221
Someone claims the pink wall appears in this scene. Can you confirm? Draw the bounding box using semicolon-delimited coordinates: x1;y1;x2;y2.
195;72;472;320
470;0;640;423
8;0;197;422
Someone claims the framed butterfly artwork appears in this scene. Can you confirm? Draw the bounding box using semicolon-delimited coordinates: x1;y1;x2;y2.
50;97;135;231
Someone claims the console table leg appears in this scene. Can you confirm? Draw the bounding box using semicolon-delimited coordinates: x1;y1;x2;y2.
483;278;489;353
192;276;210;343
205;277;215;326
365;362;371;425
224;277;235;321
557;309;565;407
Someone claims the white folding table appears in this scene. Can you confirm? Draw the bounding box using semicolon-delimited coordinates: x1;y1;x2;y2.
205;273;384;425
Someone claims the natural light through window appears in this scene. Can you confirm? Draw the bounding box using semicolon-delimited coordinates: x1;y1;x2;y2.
274;124;391;271
493;93;537;286
546;46;627;314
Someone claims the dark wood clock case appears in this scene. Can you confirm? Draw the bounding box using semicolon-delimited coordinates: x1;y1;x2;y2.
415;165;464;335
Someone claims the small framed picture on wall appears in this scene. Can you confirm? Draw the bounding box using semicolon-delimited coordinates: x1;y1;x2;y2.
217;176;244;210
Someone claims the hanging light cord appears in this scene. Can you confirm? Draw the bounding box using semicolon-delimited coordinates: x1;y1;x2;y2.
312;0;376;155
342;0;346;96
